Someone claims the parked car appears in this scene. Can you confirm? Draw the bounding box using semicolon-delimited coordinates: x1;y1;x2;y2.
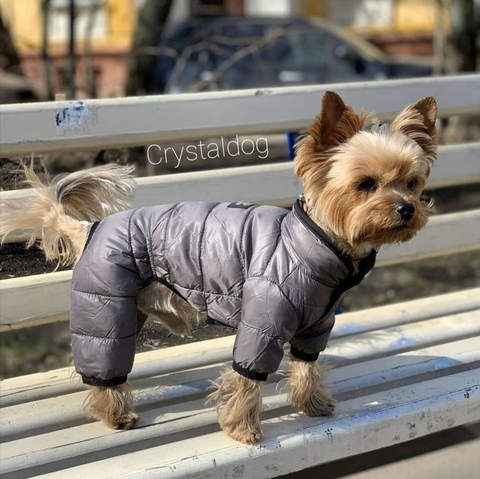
153;16;433;94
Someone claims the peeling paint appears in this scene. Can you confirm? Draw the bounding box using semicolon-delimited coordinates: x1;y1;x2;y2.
55;101;91;132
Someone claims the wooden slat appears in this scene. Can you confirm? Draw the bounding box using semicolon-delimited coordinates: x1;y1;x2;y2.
1;143;477;230
0;271;71;330
1;142;478;244
130;142;479;208
427;142;480;188
48;373;476;479
1;75;479;156
377;209;480;265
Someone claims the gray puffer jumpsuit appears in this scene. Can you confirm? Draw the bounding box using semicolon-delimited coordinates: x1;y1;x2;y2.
70;200;375;386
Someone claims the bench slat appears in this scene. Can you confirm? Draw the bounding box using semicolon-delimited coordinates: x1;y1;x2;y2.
2;143;478;210
2;371;478;479
1;306;479;474
1;75;479;156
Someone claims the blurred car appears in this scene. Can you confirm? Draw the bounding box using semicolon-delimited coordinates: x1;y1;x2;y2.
153;16;433;94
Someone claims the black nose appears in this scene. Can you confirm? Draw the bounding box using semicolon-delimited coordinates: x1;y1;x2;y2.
396;202;415;221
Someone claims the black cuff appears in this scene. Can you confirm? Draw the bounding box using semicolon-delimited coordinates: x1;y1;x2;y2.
81;375;128;387
290;346;320;362
232;361;268;381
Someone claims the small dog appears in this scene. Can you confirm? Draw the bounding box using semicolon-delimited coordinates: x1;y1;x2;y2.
0;92;437;444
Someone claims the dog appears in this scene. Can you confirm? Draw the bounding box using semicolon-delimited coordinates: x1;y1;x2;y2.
0;92;437;444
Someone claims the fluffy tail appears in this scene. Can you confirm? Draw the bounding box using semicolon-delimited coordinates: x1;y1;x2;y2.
0;163;136;265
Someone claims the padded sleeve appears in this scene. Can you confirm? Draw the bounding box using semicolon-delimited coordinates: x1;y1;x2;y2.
290;312;335;362
232;277;299;380
70;248;144;384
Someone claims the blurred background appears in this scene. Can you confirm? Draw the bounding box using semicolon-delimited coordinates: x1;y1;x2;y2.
0;0;478;104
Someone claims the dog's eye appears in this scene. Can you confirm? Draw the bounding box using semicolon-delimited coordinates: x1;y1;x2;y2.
407;179;418;189
358;178;377;192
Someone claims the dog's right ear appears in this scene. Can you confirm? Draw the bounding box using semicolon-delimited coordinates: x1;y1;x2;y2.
307;91;368;150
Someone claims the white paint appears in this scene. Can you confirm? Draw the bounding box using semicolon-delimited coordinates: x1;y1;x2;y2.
1;75;479;156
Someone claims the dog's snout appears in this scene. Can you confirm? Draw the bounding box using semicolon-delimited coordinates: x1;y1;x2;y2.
395;202;415;221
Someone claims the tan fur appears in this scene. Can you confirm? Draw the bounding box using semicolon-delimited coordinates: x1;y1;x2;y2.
209;369;263;444
295;92;437;258
286;356;336;417
0;162;136;265
137;282;204;337
1;92;438;444
84;383;138;430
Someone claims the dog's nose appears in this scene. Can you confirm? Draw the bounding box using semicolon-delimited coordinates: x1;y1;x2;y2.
395;202;415;221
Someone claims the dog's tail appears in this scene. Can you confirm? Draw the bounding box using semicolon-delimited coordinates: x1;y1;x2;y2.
0;163;136;265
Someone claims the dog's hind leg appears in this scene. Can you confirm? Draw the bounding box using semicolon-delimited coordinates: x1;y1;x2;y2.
286;355;336;417
137;281;203;337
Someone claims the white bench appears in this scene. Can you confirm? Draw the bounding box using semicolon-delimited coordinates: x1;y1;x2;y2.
1;75;479;479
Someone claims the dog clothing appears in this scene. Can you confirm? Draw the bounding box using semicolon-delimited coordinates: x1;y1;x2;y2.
70;199;375;386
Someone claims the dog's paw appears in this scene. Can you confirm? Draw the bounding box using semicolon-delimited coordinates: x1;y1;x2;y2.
224;424;263;445
112;412;139;430
301;393;337;417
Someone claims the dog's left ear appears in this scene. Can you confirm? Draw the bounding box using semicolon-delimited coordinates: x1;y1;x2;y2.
391;97;437;162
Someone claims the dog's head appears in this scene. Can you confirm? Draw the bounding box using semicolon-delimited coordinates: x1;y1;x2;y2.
294;91;437;257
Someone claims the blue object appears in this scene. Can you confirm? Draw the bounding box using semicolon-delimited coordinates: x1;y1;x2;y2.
286;132;299;160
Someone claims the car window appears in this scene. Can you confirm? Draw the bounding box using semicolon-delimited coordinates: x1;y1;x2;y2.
166;23;280;92
278;28;329;68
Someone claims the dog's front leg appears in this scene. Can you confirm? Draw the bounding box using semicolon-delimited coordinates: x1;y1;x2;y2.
209;368;263;444
84;383;138;430
287;355;336;417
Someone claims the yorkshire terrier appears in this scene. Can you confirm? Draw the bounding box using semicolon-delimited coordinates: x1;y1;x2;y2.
0;92;437;444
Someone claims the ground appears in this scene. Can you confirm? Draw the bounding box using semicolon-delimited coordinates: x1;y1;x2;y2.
1;159;479;378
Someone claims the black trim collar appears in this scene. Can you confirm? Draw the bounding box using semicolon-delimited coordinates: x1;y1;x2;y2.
293;199;376;277
83;221;100;252
293;199;354;273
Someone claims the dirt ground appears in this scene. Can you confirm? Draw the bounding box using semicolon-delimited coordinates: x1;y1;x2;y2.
1;159;479;378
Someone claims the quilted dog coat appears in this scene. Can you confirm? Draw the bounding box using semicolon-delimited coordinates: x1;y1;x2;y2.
70;200;376;386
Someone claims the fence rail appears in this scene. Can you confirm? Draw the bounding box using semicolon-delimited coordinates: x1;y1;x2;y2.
0;75;479;156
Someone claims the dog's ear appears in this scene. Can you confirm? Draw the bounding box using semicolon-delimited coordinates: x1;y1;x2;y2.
294;92;367;183
412;97;437;138
307;91;367;150
391;97;437;162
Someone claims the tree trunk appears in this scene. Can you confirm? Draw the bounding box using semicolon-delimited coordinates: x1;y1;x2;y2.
125;0;173;96
450;0;477;72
